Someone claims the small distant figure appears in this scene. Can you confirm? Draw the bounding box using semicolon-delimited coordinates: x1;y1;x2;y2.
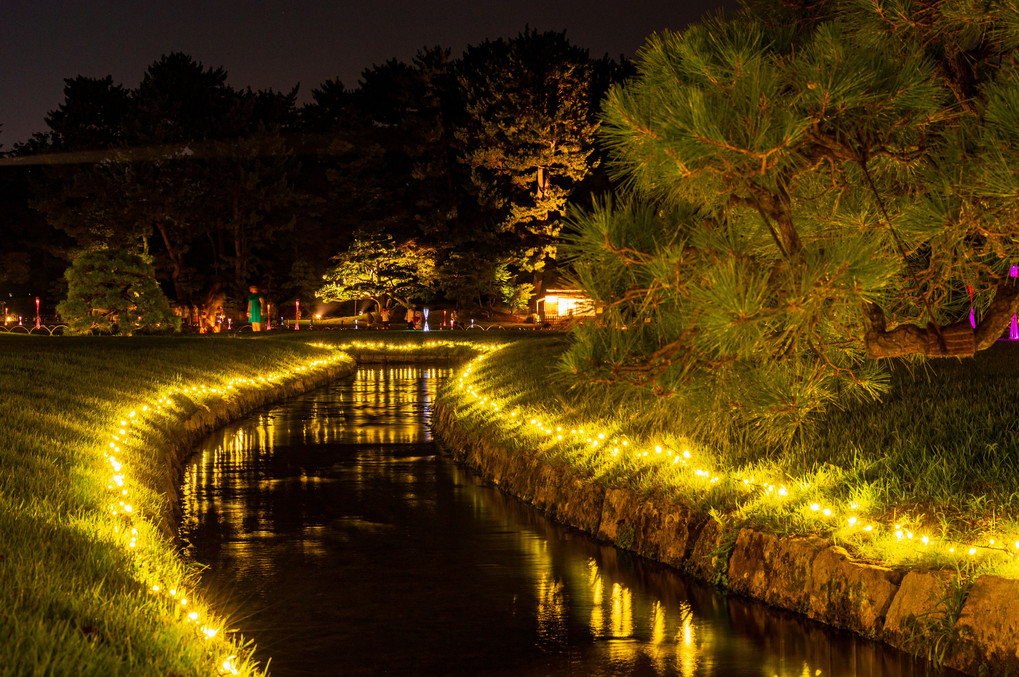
380;306;391;329
413;309;423;330
405;305;415;329
247;285;267;332
449;309;458;330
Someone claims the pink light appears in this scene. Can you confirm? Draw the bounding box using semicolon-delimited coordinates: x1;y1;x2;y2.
1011;265;1018;278
295;300;300;331
35;298;41;330
1010;314;1019;340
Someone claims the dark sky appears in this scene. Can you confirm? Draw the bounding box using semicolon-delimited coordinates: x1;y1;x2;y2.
1;0;737;148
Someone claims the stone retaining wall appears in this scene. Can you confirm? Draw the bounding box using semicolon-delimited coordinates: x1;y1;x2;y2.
432;398;1019;676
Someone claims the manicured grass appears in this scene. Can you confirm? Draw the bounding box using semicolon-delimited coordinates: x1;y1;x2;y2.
0;333;353;677
12;325;1009;674
0;329;530;676
444;336;1019;578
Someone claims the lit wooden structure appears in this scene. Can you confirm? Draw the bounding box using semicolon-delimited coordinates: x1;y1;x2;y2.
536;288;595;324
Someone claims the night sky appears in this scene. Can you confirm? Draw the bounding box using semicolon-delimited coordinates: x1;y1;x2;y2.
1;0;738;148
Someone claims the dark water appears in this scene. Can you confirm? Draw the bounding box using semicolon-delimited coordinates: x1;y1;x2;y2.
180;365;952;677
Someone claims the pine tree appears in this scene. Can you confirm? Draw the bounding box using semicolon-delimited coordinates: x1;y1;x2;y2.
457;29;599;276
57;247;180;335
564;0;1019;450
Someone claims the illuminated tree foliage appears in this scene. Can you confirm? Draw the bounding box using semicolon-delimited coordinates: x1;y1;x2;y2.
57;247;180;335
458;29;599;275
563;0;1019;450
317;231;437;312
436;250;534;313
12;41;626;320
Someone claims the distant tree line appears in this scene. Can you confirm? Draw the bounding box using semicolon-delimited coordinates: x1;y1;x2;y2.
0;29;630;325
6;0;1019;451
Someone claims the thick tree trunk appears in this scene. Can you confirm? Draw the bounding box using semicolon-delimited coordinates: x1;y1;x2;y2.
154;221;186;303
863;281;1019;359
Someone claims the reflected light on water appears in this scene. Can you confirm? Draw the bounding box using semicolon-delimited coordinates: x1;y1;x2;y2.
180;364;959;677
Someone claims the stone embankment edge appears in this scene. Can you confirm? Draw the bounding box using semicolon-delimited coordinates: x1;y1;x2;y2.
150;360;356;539
431;397;1019;676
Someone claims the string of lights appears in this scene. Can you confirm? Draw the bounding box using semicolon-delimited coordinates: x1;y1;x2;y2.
101;350;351;675
450;349;1019;573
95;339;496;675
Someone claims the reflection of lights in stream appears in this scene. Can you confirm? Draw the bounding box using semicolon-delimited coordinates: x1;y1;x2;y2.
536;573;567;644
678;602;699;677
610;581;634;639
588;559;604;637
181;355;862;677
185;366;445;571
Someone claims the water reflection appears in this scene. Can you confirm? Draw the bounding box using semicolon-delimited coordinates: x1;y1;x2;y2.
181;366;955;677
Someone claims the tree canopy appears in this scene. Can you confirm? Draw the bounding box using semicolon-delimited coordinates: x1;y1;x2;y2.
57;247;180;335
563;0;1019;450
317;231;436;312
0;35;627;323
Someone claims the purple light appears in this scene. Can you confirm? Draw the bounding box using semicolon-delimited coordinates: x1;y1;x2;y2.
970;307;976;329
1011;314;1019;341
1011;265;1018;278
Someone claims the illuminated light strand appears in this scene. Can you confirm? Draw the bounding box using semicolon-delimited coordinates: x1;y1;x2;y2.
99;341;498;672
99;349;357;673
452;351;1019;569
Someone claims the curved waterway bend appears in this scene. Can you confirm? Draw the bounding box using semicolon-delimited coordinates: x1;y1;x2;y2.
180;364;951;677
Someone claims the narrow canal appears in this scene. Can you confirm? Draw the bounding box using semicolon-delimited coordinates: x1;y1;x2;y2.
180;364;952;677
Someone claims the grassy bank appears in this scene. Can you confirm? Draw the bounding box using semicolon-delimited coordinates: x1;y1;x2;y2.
0;333;360;676
12;325;1008;674
443;336;1019;579
0;329;523;676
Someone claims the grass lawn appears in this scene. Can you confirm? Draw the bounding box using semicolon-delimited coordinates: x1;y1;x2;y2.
444;335;1019;579
8;325;1012;674
0;328;522;676
0;333;359;677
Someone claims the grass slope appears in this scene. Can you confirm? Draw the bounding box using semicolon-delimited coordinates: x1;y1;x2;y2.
0;333;347;677
444;336;1019;577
